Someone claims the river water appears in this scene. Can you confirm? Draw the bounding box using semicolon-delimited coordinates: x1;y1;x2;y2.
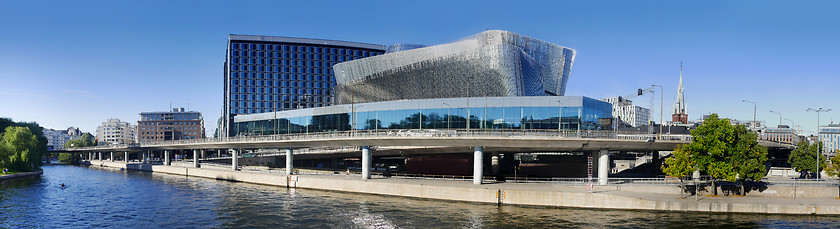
2;165;840;228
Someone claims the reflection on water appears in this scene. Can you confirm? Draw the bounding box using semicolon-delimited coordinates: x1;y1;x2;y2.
2;165;840;228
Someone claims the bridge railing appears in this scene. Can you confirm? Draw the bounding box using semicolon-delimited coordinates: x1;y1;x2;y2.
68;129;693;150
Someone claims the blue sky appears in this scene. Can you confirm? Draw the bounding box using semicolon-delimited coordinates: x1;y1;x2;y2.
1;0;838;135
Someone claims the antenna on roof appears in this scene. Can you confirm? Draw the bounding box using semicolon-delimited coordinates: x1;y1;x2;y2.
169;100;172;111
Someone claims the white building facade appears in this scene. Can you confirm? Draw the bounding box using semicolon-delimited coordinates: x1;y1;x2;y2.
44;127;83;150
820;124;840;156
600;97;651;127
96;118;136;145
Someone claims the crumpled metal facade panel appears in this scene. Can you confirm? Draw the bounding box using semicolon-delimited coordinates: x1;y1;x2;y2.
333;30;575;104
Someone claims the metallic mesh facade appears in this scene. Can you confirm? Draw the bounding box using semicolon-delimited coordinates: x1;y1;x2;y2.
333;30;575;104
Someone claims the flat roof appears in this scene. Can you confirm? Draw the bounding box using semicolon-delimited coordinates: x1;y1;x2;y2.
229;34;386;51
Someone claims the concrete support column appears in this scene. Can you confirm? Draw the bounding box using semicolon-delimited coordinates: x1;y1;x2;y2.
285;148;293;176
491;153;500;175
598;149;610;185
361;146;371;180
164;150;171;166
232;149;239;171
125;151;129;163
110;152;114;162
474;147;484;185
193;149;200;168
201;150;206;159
98;152;102;161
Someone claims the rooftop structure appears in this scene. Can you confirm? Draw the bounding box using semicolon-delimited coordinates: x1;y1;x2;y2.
333;30;575;104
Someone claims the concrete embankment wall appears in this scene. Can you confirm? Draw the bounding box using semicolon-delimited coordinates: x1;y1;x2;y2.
83;160;840;215
618;184;840;199
0;170;43;181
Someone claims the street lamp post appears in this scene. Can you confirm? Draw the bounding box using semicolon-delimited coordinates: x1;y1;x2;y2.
651;85;663;138
557;100;562;132
770;110;782;127
442;102;451;129
742;100;757;131
807;107;831;179
466;76;474;130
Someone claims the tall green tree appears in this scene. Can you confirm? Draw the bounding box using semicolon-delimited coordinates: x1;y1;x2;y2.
662;114;768;194
0;126;43;172
788;141;826;178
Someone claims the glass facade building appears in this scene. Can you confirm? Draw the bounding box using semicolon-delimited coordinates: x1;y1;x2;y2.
233;96;611;136
221;35;387;137
333;30;575;104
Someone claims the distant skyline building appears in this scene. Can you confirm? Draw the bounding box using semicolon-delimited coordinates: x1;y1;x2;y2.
601;97;651;127
820;123;840;156
220;34;386;137
760;125;799;145
44;127;83;150
672;62;688;124
138;108;204;142
96;118;136;146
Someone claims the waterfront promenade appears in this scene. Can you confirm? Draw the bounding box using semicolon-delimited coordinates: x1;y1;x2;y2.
83;160;840;215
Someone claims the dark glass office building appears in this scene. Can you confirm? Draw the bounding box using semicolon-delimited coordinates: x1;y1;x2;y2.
220;35;386;137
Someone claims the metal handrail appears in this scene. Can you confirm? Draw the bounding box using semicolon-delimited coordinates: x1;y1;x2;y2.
67;129;693;151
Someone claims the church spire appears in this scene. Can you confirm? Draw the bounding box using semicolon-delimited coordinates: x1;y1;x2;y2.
672;61;688;123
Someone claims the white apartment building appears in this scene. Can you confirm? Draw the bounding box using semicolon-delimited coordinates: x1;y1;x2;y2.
44;127;83;150
820;124;840;156
600;97;651;127
96;118;136;145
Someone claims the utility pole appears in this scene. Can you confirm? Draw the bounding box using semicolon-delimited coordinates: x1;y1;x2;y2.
807;108;831;179
651;85;663;138
770;110;782;127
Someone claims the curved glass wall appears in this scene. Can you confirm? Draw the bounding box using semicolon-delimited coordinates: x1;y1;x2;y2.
233;96;611;136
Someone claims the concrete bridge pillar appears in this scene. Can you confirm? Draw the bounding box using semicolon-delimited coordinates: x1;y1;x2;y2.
232;149;239;171
598;149;610;185
193;149;200;168
200;149;205;159
474;147;484;185
285;148;293;176
143;151;148;164
125;151;129;163
110;152;114;162
361;146;371;180
98;152;102;161
164;150;171;165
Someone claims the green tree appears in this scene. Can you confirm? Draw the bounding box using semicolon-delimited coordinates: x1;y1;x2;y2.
0;126;43;172
662;144;696;195
788;141;826;178
663;114;768;195
64;133;95;148
827;151;840;197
